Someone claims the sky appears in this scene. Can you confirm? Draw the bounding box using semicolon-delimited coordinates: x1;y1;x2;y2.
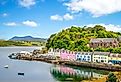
0;0;121;40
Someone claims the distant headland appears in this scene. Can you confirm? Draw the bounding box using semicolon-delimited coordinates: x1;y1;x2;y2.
0;36;47;47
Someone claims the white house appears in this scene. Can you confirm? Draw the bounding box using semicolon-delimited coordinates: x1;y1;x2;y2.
19;51;32;55
54;48;61;57
48;48;55;56
93;52;110;63
48;48;61;57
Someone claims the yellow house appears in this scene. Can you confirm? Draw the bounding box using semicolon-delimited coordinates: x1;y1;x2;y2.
108;53;121;64
93;52;110;63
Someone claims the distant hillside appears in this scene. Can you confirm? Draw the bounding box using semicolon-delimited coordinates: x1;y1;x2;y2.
9;36;47;42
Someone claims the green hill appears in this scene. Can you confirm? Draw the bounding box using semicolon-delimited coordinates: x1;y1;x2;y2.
46;25;121;53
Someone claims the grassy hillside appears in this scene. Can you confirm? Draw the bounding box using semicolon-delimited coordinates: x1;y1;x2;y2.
46;25;121;53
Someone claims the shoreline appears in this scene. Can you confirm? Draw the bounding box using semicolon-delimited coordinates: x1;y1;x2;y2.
10;55;121;71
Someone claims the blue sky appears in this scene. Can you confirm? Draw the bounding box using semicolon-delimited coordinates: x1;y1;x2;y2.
0;0;121;40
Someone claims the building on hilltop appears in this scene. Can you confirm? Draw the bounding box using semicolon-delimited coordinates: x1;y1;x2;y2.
89;38;119;48
117;36;121;42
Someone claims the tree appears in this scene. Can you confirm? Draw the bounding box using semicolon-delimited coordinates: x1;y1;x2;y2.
46;25;121;52
97;30;107;38
106;73;118;82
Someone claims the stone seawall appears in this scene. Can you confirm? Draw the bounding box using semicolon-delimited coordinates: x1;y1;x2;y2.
63;61;121;71
10;55;121;71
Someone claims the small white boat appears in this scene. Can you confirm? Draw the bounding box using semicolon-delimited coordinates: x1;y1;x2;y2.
4;65;8;68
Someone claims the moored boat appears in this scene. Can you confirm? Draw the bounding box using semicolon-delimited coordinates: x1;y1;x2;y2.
4;65;8;68
8;53;17;59
18;72;24;76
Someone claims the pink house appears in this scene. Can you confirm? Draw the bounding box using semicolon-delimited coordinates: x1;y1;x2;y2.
60;49;76;61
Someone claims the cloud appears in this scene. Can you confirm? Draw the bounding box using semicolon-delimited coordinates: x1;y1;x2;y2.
22;20;38;27
4;22;17;26
50;14;63;21
62;24;121;32
2;13;8;17
86;24;121;32
19;0;36;8
63;13;73;20
50;13;73;21
64;0;121;17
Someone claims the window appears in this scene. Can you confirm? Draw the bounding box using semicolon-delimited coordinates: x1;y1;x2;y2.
101;60;104;62
85;53;88;55
69;51;70;54
88;56;90;58
77;55;79;57
83;58;85;61
91;43;93;45
118;55;121;58
57;49;59;52
62;50;65;53
79;58;81;60
96;60;98;63
66;51;68;53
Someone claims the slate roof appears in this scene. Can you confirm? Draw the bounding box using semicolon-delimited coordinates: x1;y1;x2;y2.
90;38;118;43
77;52;93;55
93;52;110;56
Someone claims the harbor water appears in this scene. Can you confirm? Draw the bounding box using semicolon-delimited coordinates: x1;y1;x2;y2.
0;47;110;82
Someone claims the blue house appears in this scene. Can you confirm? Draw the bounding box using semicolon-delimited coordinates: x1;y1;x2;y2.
76;52;93;62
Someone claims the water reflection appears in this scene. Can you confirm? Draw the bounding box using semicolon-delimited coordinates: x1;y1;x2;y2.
50;65;109;81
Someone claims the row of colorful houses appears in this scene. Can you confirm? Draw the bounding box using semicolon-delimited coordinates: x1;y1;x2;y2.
48;48;121;65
